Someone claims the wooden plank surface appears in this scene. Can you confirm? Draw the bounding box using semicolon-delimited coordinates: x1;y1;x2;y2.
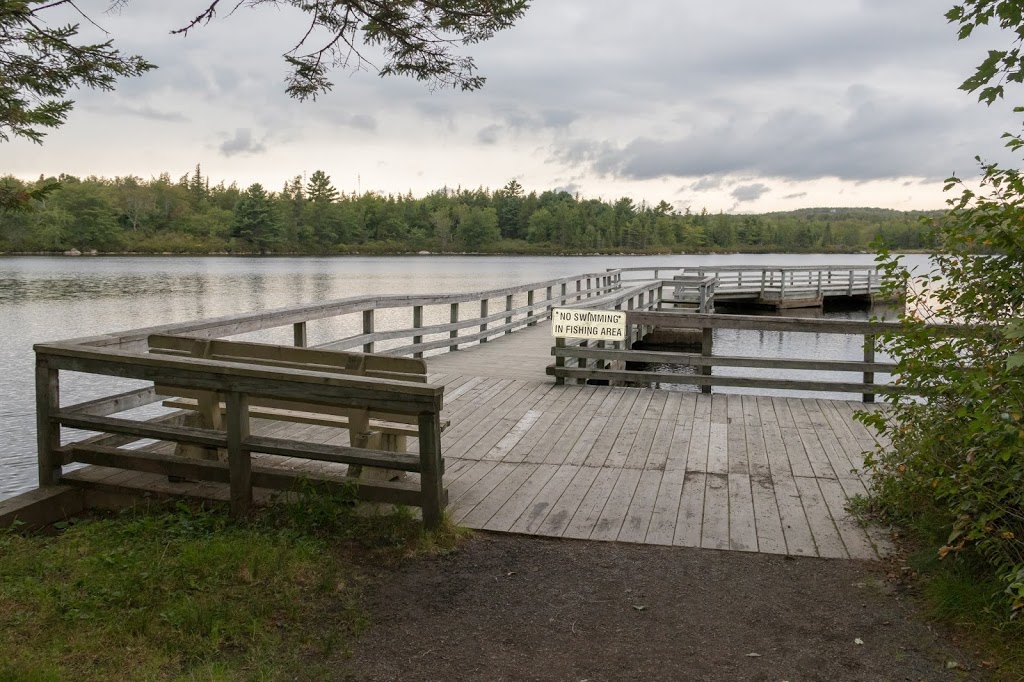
69;319;894;561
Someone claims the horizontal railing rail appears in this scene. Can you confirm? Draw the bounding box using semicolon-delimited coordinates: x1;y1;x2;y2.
548;307;964;401
610;265;885;303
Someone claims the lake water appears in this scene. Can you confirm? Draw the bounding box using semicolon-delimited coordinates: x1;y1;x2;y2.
0;253;929;501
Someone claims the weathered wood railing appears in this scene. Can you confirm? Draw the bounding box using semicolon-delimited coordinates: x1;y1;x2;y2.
56;270;623;357
612;265;882;302
35;341;448;525
548;310;962;401
33;270;627;522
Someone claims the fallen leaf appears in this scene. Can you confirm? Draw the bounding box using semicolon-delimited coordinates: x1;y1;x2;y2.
632;605;646;612
854;638;864;645
745;653;761;658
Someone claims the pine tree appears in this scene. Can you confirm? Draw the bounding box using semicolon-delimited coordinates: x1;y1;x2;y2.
232;183;281;253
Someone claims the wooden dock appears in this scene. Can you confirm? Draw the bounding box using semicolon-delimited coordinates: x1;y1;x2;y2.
60;323;892;559
18;268;916;560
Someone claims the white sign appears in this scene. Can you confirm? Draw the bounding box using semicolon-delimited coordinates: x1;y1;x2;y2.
551;308;627;341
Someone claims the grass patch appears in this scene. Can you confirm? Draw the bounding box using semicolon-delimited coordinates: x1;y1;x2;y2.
0;492;466;681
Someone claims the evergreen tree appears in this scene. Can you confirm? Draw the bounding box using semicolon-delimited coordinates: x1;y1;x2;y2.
232;183;280;253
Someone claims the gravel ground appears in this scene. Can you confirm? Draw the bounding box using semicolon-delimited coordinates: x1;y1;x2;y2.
337;533;984;682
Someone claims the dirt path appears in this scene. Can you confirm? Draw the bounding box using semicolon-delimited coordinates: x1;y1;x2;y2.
338;534;979;681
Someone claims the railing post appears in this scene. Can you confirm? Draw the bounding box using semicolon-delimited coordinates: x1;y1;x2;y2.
293;322;307;348
780;270;787;300
546;286;553;316
413;305;424;358
863;333;876;403
225;391;252;517
418;411;445;530
587;277;592;298
561;282;567;304
480;298;489;343
817;271;823;297
554;336;566;386
35;356;61;486
362;309;375;354
505;294;514;334
576;280;582;302
701;327;713;394
597;339;606;370
578;339;588;385
760;270;766;297
848;269;854;296
527;290;535;326
449;303;459;352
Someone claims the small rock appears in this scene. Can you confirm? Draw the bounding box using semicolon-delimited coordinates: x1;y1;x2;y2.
854;638;864;645
945;661;960;670
745;653;761;658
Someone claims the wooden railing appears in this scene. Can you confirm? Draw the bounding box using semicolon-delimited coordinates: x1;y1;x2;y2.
612;265;882;302
548;309;963;401
57;270;623;356
33;270;627;523
34;341;448;525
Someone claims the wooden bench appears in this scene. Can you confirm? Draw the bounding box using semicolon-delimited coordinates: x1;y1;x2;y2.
147;334;447;482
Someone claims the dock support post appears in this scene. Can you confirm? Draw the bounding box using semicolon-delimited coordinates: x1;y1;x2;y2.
863;334;876;403
554;337;566;386
527;290;535;326
505;294;513;334
362;309;375;354
701;327;713;394
293;321;307;348
418;412;444;530
480;299;488;343
226;391;252;517
35;356;61;486
449;303;459;352
577;340;588;385
413;305;423;358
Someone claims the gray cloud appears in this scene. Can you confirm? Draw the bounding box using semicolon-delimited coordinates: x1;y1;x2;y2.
345;114;377;132
783;192;808;200
551;83;1008;183
219;128;266;157
690;176;724;192
732;183;771;202
477;125;501;145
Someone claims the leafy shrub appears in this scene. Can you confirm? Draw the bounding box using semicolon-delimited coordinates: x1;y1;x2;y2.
859;166;1024;617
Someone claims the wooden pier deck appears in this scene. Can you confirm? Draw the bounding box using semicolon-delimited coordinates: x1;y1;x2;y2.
428;324;891;559
64;323;891;560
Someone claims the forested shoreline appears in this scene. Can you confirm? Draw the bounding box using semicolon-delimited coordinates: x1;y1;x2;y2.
1;168;940;255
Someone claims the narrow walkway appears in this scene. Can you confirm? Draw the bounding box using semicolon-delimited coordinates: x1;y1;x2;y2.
426;322;554;380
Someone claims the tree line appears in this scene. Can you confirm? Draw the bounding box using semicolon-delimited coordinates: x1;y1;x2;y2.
0;169;939;254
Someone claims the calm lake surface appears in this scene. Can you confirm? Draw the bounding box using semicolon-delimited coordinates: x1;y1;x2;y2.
0;253;929;501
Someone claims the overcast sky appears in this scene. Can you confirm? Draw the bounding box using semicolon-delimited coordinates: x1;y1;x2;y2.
5;0;1021;212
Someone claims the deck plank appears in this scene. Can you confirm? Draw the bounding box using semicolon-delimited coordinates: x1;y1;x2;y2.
616;469;662;543
509;464;582;534
645;467;685;545
537;466;602;537
563;468;621;540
